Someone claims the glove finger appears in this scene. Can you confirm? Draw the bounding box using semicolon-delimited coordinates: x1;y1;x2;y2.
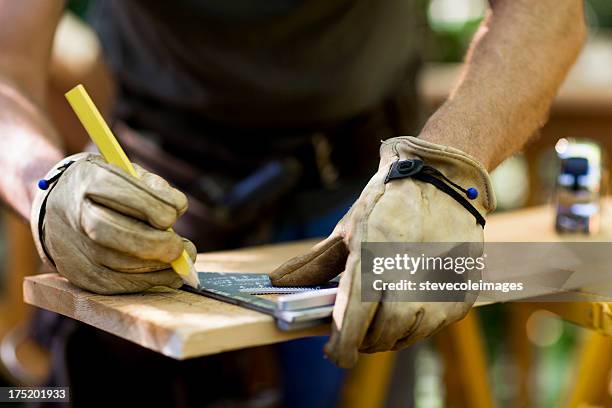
390;309;447;351
134;163;189;217
81;198;184;263
324;253;380;368
391;319;446;352
360;303;424;353
88;268;183;295
269;235;348;287
116;268;183;291
91;238;196;273
86;158;186;229
390;302;470;351
182;238;197;262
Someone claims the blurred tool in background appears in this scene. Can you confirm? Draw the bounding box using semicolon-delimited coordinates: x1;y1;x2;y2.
554;138;607;234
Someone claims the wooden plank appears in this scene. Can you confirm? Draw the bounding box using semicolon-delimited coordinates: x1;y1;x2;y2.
23;200;612;359
24;239;327;360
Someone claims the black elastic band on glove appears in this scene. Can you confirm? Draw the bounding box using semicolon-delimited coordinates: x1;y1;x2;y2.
384;159;486;228
37;161;75;267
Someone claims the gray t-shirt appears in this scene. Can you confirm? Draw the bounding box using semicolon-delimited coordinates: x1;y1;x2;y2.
89;0;426;128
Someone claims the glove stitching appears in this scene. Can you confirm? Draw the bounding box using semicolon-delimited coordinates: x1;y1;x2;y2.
355;162;396;303
412;170;486;227
38;161;76;267
89;159;181;215
361;166;394;242
393;137;493;211
100;263;169;273
393;307;425;349
273;237;342;282
361;288;404;352
334;166;389;359
80;198;176;260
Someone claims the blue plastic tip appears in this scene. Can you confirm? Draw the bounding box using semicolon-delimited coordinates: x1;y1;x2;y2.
38;179;50;190
466;187;478;200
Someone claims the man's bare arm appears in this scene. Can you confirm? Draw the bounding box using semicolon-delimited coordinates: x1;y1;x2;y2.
0;0;65;218
420;0;586;171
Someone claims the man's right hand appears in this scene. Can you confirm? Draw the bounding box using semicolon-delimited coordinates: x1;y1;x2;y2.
31;153;196;294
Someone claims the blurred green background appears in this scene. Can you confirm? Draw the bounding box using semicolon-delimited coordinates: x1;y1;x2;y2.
425;0;612;62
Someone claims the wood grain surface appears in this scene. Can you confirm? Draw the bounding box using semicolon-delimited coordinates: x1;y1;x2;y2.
24;239;327;360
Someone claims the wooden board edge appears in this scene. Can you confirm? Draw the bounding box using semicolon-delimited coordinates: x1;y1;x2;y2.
178;323;330;359
23;274;331;359
23;275;185;359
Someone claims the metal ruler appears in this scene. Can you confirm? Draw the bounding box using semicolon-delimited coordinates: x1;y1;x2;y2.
185;272;338;331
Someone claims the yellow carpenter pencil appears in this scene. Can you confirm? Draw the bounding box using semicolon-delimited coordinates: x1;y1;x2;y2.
65;84;199;289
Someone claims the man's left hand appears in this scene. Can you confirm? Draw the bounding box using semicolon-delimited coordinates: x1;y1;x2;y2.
270;136;496;368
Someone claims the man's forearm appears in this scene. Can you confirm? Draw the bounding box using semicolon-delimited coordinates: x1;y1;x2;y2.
420;0;586;170
0;76;64;219
0;0;66;219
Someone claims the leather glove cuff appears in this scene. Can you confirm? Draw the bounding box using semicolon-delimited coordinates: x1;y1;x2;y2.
380;136;497;217
30;153;91;269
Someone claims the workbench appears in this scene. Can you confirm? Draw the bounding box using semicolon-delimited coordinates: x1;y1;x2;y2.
23;199;612;359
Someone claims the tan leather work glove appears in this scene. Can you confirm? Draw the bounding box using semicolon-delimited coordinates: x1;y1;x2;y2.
270;136;496;368
30;153;196;294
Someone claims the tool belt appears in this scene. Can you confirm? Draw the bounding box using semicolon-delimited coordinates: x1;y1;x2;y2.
114;82;422;251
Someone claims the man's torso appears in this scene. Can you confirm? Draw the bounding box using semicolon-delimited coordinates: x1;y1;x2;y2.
90;0;426;128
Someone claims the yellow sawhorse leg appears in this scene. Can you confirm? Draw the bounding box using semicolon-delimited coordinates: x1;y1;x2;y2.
341;351;397;408
508;303;535;407
535;302;612;407
566;332;612;407
434;310;493;408
341;309;492;407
